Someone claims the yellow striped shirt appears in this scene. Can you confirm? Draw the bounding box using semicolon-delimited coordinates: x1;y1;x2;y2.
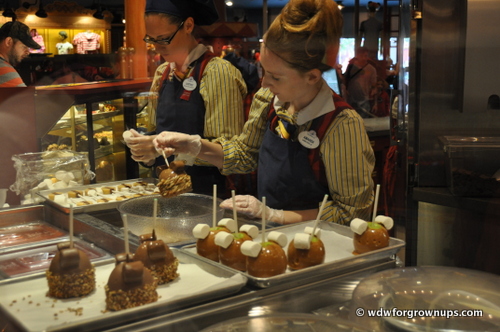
148;52;247;142
215;87;375;224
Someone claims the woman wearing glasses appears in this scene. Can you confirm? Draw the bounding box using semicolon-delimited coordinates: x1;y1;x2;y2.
154;0;375;225
124;0;247;197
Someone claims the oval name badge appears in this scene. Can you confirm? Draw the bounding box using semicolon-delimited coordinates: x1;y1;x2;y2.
298;130;320;149
182;76;197;91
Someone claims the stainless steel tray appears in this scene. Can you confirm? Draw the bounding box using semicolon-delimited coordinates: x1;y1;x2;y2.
182;221;405;288
37;178;158;214
0;249;247;332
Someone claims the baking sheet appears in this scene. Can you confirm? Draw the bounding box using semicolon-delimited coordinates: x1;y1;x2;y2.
0;240;112;279
0;221;67;254
0;249;247;332
182;221;405;288
37;178;158;214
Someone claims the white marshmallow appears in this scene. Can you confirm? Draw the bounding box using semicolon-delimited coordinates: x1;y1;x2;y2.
304;226;321;239
240;241;261;257
350;218;368;235
68;180;79;187
37;181;48;190
122;130;133;143
53;181;68;189
268;231;288;247
55;170;67;181
217;218;237;233
239;224;259;239
215;231;233;249
374;215;394;230
62;172;75;184
87;189;97;197
192;224;210;239
43;179;53;187
54;194;67;204
293;233;311;250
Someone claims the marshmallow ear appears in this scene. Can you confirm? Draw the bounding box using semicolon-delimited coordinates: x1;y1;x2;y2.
215;231;233;249
293;233;311;250
241;241;261;257
192;224;210;239
304;226;321;239
350;218;368;235
268;231;287;247
374;215;394;230
239;224;259;239
217;218;237;233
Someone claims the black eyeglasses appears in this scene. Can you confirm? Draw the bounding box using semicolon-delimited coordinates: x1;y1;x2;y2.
143;21;185;45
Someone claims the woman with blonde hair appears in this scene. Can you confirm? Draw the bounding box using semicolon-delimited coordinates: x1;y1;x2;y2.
154;0;375;225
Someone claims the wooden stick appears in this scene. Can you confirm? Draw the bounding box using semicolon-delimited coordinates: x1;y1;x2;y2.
123;214;130;254
261;196;266;244
372;184;381;222
212;184;217;228
69;204;74;248
153;198;158;231
161;150;170;168
231;190;237;223
310;194;328;242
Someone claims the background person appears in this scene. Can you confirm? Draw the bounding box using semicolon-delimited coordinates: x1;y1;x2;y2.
0;21;41;87
124;0;247;198
153;0;375;225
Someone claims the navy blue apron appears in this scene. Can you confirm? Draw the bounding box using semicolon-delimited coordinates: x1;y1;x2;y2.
257;95;345;210
155;52;226;197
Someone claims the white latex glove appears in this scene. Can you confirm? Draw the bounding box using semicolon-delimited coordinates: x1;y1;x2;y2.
154;131;202;158
122;129;159;164
220;195;285;224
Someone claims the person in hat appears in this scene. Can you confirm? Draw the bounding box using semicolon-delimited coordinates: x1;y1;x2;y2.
0;21;41;87
124;0;247;198
153;0;375;225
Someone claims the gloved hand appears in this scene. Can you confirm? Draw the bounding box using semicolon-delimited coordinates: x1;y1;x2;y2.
220;195;285;224
123;129;159;165
154;131;202;158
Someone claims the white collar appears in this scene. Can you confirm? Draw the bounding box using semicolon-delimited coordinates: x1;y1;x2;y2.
170;44;208;73
273;80;335;125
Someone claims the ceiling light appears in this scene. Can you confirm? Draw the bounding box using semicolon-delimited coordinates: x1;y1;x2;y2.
225;0;233;6
337;1;345;10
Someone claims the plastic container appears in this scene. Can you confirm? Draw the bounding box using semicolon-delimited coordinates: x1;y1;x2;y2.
350;266;500;331
118;193;224;245
438;136;500;197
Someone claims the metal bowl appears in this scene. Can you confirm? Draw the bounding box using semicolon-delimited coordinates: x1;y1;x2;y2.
118;193;224;245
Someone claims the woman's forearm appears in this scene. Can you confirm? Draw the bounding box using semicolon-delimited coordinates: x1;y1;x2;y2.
198;140;225;169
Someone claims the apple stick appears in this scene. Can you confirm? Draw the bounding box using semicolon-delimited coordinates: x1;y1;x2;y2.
261;196;267;244
122;214;130;254
372;184;381;222
153;198;158;232
212;184;217;228
69;204;74;248
310;194;328;242
231;190;237;224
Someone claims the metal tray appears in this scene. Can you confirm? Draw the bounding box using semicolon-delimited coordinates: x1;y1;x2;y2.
0;221;67;254
0;239;112;280
0;248;247;332
37;178;158;214
182;221;405;288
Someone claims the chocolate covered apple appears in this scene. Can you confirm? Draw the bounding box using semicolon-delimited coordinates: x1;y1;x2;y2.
105;253;158;311
241;231;288;278
351;215;393;255
133;230;179;285
215;224;258;271
193;218;238;262
46;241;96;298
157;160;192;198
287;227;325;270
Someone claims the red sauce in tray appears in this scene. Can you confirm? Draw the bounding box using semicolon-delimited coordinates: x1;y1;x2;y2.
0;222;66;247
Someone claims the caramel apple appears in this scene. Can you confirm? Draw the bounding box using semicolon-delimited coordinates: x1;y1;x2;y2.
133;230;179;285
193;218;238;262
46;242;95;298
105;253;158;311
157;160;192;198
287;233;325;270
216;231;252;271
243;231;288;278
351;216;393;255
